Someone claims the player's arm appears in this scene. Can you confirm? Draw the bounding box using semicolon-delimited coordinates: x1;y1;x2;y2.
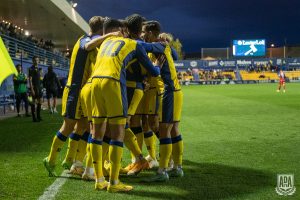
135;43;161;77
171;47;178;61
84;31;122;51
138;41;165;54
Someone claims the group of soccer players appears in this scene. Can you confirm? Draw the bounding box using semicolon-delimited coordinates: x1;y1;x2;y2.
43;14;183;193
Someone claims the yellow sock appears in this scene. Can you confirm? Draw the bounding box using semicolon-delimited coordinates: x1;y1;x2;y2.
131;127;144;150
75;132;89;162
109;141;123;182
172;135;183;166
90;138;103;179
48;131;67;165
144;131;156;159
124;128;142;157
64;133;81;163
159;138;172;169
85;143;93;168
102;136;111;162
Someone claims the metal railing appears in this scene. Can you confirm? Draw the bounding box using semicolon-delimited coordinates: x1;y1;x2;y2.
0;34;70;68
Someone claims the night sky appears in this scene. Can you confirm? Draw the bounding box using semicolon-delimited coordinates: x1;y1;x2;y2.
75;0;300;53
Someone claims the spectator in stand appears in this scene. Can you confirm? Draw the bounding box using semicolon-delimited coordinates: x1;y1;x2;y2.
13;64;30;117
43;65;61;114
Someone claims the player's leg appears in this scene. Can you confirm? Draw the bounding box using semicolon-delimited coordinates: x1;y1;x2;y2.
141;115;158;168
69;120;89;176
277;82;281;92
105;79;132;192
62;117;87;170
169;122;184;177
91;121;108;190
107;120;133;192
124;87;149;175
43;117;77;176
169;90;183;176
146;90;176;182
90;78;108;190
283;82;286;92
82;126;95;181
102;127;111;177
43;86;81;176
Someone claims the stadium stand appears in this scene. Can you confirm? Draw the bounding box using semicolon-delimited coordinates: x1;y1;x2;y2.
240;71;279;81
285;71;300;80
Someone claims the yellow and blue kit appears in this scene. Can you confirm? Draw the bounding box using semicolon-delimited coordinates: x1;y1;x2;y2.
62;34;101;120
142;42;183;123
126;39;148;116
91;36;160;124
80;46;99;121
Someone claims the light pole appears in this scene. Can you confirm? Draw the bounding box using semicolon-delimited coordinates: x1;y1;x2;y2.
270;44;275;58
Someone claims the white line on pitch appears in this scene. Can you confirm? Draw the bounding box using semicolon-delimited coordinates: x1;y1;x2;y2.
38;170;71;200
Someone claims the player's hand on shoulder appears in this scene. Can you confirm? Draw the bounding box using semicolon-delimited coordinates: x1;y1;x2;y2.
111;31;123;37
143;79;150;92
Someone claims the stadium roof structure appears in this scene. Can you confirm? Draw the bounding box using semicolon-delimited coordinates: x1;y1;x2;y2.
0;0;89;50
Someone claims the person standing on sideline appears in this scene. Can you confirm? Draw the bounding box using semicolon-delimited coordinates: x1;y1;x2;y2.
29;56;43;122
43;65;61;113
13;64;30;117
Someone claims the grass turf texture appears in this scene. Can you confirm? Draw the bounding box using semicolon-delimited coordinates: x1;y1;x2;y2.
0;83;299;199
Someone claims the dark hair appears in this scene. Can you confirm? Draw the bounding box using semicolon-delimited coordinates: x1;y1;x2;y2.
16;64;22;69
48;65;53;72
125;14;146;35
143;20;161;37
103;18;123;34
32;56;38;61
89;16;104;33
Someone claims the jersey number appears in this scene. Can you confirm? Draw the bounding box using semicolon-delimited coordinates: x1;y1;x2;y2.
101;40;125;57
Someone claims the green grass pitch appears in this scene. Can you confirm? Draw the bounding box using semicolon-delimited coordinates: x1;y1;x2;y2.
0;83;299;199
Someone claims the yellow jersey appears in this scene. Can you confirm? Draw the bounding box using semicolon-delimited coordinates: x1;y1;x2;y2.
66;34;101;88
92;36;160;84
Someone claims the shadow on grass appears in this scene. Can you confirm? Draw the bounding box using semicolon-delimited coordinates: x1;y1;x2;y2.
122;160;274;199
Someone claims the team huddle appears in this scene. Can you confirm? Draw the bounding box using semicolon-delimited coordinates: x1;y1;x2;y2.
43;14;183;193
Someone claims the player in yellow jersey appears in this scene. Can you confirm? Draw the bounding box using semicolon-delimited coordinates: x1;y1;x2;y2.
90;19;163;192
70;24;122;179
141;21;184;182
118;14;157;176
43;16;119;177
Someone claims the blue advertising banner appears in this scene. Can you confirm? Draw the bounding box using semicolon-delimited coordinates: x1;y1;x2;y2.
174;57;300;70
286;58;300;67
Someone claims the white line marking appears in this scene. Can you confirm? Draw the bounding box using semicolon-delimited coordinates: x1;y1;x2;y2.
38;170;71;200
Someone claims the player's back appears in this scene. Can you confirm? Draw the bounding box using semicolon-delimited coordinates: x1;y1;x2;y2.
92;36;137;83
66;35;100;88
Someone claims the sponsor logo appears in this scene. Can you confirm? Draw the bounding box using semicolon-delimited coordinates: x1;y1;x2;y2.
237;39;265;46
275;174;296;196
190;61;197;67
237;60;252;65
174;62;184;67
208;61;218;67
